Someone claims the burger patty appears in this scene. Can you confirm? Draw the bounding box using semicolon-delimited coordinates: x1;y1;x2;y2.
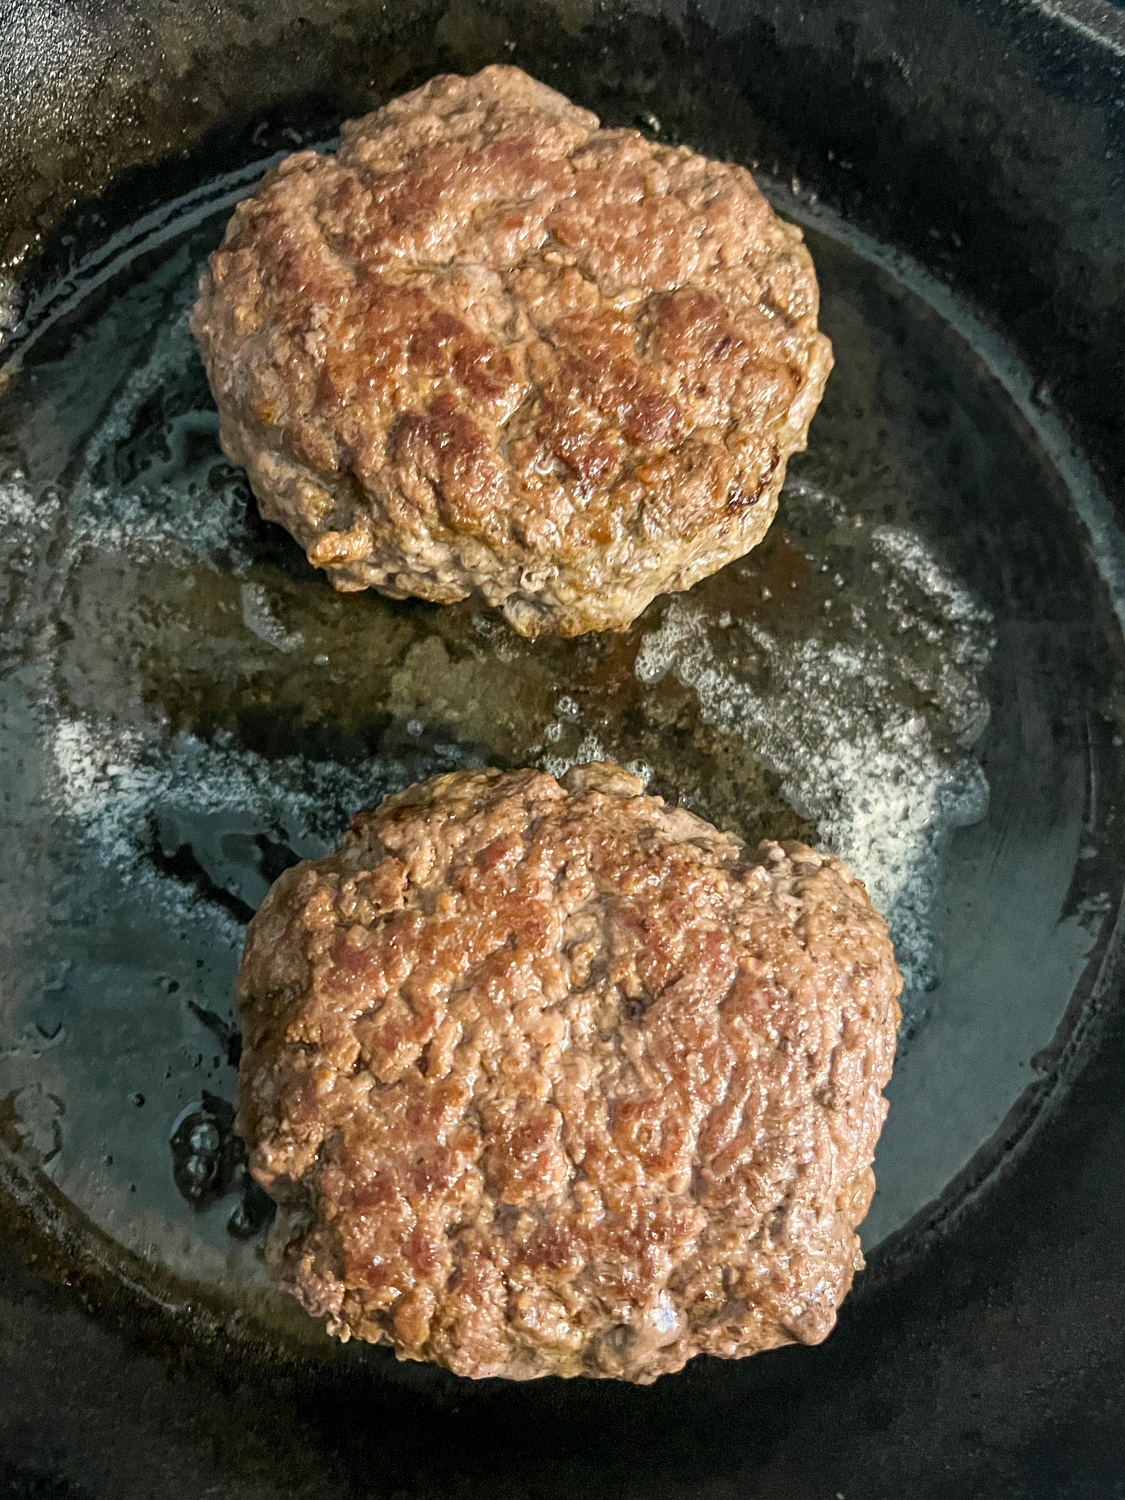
191;65;833;637
236;762;901;1382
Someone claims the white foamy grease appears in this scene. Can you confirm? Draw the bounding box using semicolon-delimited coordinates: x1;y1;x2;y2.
46;710;481;945
27;455;993;999
240;581;304;652
635;480;994;994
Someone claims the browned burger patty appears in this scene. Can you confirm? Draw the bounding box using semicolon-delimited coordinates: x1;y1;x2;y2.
236;762;901;1382
191;66;833;637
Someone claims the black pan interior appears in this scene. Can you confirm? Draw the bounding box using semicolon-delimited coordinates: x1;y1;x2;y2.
1;2;1125;1496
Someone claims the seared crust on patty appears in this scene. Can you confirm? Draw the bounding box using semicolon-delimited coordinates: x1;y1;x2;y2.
191;66;833;636
236;762;900;1382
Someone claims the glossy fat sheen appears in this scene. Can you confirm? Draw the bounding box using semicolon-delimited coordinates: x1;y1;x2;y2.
191;66;834;636
236;763;901;1382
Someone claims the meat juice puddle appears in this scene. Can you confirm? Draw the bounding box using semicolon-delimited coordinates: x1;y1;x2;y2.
0;164;1119;1337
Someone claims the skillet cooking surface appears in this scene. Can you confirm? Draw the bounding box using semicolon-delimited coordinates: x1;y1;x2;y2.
1;1;1124;1494
0;165;1123;1340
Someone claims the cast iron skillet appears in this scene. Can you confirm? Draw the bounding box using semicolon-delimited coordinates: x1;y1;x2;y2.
1;1;1125;1495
